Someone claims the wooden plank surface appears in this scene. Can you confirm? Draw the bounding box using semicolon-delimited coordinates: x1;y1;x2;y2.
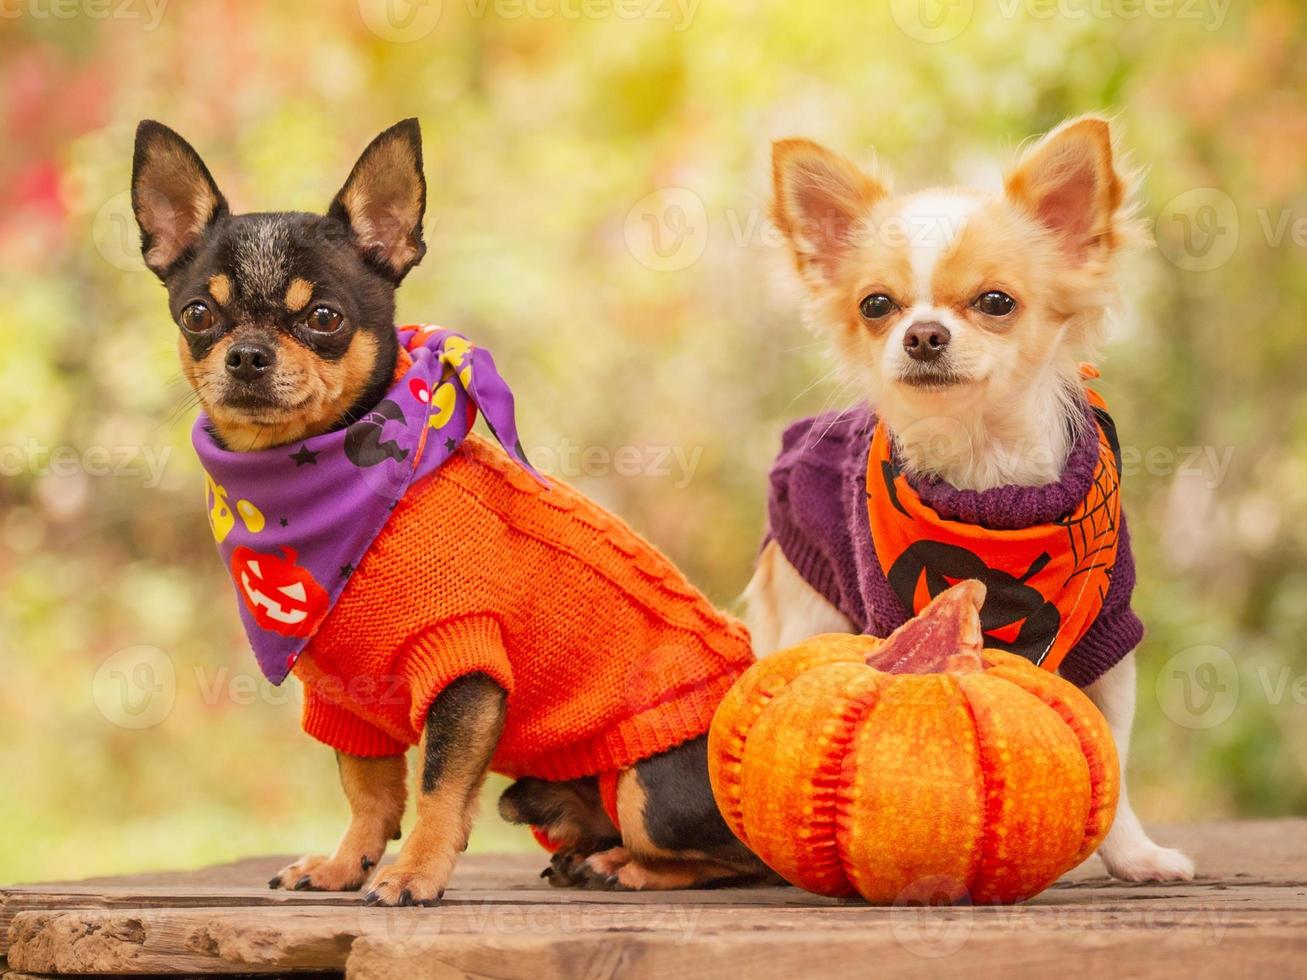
7;884;1306;977
0;857;844;954
3;821;1305;977
346;927;1307;980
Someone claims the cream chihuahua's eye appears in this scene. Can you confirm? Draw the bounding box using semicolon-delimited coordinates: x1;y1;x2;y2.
304;305;343;333
859;293;898;320
974;290;1016;317
180;302;214;333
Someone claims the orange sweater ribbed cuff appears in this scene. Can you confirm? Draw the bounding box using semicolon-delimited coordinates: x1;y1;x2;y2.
301;689;408;758
401;614;516;737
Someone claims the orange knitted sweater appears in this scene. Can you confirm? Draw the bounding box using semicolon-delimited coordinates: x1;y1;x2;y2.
292;433;755;781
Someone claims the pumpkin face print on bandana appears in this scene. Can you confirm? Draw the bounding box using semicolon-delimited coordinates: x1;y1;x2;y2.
230;546;330;639
885;540;1064;663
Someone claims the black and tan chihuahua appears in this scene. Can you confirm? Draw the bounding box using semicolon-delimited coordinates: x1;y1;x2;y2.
132;119;769;905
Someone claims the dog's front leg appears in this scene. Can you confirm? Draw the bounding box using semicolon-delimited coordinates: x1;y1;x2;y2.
744;542;855;656
365;672;506;906
1084;652;1195;882
270;753;407;892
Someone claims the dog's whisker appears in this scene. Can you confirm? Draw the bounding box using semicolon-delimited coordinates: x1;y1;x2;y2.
794;372;860;453
789;362;844;406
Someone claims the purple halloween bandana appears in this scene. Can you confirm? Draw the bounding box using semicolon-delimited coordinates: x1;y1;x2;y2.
193;325;546;684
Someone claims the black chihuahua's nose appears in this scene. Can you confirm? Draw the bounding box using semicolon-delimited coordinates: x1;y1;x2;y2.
225;342;276;382
903;320;951;362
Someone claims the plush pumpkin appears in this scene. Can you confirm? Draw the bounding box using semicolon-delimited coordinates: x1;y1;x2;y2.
708;580;1118;905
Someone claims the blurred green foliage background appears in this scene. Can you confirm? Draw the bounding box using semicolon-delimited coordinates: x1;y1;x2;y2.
1;0;1304;883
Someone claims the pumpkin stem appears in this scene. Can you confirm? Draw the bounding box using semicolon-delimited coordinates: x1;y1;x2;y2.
866;580;987;675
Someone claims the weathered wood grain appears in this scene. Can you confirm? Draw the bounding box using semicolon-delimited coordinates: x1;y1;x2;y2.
0;878;843;956
7;886;1306;977
345;926;1307;980
2;821;1304;977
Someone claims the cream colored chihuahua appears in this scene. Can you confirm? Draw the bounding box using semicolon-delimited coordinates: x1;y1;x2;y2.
747;116;1194;883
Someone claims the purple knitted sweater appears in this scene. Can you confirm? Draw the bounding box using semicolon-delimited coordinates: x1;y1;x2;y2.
764;405;1144;688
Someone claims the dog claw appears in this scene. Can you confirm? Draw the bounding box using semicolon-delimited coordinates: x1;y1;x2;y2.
268;876;283;889
294;875;312;891
363;891;381;905
398;888;414;906
361;856;375;872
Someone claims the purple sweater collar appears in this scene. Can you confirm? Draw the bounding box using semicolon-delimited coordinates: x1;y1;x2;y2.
893;403;1103;531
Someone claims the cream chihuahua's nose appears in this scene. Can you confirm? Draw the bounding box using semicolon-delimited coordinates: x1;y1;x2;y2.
903;320;951;362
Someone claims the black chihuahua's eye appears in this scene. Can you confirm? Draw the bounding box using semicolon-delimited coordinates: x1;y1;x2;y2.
859;293;898;320
304;305;343;333
180;302;215;333
973;290;1017;317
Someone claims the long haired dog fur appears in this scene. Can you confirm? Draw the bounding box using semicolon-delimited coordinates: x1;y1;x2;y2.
747;116;1195;883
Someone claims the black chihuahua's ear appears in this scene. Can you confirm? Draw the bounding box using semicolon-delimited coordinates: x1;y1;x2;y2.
328;119;427;283
131;120;228;279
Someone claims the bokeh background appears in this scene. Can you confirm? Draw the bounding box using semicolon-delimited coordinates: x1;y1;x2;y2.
2;0;1305;883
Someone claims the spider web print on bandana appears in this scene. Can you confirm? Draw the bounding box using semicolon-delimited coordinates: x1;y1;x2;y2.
1056;403;1124;605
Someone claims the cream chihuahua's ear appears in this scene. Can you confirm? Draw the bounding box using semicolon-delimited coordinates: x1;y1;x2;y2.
131;120;228;279
1005;115;1129;262
328;118;427;283
771;138;887;283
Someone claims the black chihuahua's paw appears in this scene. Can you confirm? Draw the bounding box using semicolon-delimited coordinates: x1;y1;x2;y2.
560;846;632;891
268;853;375;893
539;835;628;889
541;848;595;889
363;864;447;907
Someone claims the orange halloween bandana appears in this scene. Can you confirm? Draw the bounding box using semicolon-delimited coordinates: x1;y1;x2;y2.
866;390;1122;674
